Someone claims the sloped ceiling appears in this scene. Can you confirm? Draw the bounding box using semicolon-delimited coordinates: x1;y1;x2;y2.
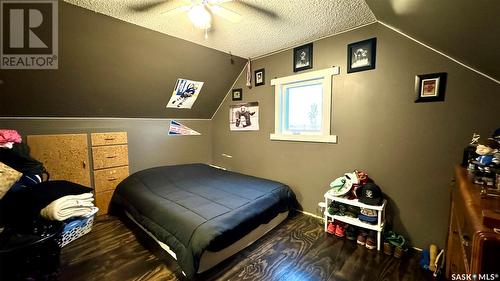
64;0;376;58
0;2;246;118
365;0;500;81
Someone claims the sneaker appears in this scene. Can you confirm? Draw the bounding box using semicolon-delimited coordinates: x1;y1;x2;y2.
334;223;345;237
327;221;336;234
366;232;376;250
357;231;368;245
346;225;357;241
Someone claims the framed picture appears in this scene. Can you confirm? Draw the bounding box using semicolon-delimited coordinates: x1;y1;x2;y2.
293;43;313;72
232;88;242;101
254;68;265;86
229;102;259;131
414;72;447;102
347;38;376;73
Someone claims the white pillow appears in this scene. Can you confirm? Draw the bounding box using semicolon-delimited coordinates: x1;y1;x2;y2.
0;162;22;199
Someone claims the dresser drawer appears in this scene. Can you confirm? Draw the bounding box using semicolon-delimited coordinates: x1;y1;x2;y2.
94;166;129;193
92;145;129;170
91;132;127;146
95;190;114;215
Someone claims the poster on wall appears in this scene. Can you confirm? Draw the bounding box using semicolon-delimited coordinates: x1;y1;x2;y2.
168;120;201;136
166;78;204;109
229;102;259;131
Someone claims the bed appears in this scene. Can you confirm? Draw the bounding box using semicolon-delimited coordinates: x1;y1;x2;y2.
110;163;297;278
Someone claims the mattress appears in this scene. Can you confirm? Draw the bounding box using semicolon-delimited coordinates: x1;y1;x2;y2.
111;163;297;278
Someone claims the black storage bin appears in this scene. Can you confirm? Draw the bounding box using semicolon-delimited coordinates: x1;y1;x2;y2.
0;221;62;280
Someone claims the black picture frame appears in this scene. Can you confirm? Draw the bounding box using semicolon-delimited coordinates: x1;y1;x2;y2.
414;72;447;102
293;43;313;72
254;68;265;86
347;38;377;73
232;88;242;101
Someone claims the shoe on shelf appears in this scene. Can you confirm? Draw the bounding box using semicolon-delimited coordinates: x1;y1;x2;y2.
327;221;336;234
334;222;345;238
366;231;376;250
357;230;368;246
345;225;357;241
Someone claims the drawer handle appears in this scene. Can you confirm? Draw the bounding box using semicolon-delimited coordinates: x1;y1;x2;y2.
104;138;116;141
106;155;117;159
107;178;118;181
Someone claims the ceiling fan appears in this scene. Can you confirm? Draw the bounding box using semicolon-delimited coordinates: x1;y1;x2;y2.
129;0;278;38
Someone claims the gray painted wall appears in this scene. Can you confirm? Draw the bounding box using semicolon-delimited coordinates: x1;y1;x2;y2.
0;2;246;118
366;0;500;81
211;23;500;248
0;118;212;173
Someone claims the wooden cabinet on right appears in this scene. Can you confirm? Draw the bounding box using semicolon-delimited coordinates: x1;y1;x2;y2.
446;166;500;279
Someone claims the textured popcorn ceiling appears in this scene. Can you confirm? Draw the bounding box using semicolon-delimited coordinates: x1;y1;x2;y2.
63;0;376;58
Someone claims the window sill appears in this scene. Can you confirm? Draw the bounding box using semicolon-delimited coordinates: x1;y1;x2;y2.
270;134;337;144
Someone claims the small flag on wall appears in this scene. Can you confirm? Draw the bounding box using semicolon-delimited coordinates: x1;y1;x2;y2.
168;120;201;136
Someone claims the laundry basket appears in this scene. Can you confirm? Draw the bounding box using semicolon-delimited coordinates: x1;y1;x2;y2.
57;208;98;248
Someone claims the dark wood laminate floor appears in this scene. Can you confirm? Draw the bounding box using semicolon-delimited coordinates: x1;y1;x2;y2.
60;214;436;281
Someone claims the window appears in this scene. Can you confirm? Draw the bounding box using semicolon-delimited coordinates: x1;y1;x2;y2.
270;67;339;143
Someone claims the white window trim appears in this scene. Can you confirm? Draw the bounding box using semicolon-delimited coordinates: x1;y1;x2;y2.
270;67;339;144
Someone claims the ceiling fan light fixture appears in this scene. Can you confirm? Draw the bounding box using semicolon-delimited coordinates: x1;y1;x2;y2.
188;5;212;30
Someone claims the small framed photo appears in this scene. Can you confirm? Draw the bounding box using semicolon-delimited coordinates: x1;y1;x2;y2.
414;72;447;102
254;68;265;86
347;38;376;73
293;43;313;72
232;88;243;101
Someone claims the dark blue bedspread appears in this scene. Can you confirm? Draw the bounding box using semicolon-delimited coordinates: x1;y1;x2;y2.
111;164;297;278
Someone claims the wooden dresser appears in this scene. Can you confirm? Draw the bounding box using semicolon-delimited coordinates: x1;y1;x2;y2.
28;132;129;216
446;166;500;278
91;132;129;216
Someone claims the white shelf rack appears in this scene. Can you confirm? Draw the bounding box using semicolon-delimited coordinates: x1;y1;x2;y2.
324;190;386;251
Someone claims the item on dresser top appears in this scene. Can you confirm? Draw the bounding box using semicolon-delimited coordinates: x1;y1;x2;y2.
0;162;22;199
358;182;383;205
473;138;499;185
1;180;92;228
40;193;97;221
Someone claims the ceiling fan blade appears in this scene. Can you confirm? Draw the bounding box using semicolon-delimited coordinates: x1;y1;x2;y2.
160;5;191;16
209;4;241;23
234;0;278;19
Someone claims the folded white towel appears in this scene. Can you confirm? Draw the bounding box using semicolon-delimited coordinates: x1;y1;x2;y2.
41;193;97;221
